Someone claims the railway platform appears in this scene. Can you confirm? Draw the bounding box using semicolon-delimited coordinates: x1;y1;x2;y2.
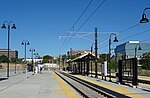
64;71;150;98
0;70;79;98
0;69;150;98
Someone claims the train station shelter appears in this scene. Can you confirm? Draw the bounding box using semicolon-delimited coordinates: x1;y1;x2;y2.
66;53;95;76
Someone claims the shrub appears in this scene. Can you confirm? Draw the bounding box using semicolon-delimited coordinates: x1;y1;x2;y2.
138;69;150;76
0;65;2;69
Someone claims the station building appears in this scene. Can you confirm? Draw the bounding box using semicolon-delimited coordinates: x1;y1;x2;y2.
115;41;150;59
0;49;18;58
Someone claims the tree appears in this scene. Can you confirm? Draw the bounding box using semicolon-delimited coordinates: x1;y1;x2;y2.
17;58;24;64
110;55;118;71
0;55;8;63
141;52;150;70
10;58;18;63
61;54;67;70
42;55;53;63
61;54;66;61
72;53;81;59
98;54;107;63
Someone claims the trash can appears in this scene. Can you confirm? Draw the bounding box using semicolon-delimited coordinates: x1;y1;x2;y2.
116;73;119;82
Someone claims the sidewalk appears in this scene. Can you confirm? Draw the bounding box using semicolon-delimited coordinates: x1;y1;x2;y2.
0;70;78;98
0;68;23;78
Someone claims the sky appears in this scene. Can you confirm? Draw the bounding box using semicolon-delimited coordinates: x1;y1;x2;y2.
0;0;150;58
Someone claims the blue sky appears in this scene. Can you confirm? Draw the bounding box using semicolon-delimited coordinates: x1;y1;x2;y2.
0;0;149;58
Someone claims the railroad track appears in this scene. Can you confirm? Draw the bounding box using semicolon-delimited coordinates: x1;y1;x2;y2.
54;71;130;98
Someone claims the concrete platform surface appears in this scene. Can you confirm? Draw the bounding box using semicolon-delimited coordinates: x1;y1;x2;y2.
72;73;150;98
0;70;78;98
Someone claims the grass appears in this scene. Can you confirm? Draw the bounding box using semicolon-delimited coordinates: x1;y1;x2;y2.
138;69;150;77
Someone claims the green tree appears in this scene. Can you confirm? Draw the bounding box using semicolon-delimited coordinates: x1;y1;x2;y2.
0;55;8;63
42;55;53;63
110;55;118;71
98;54;107;63
61;54;67;61
17;58;24;64
61;54;67;69
72;53;81;59
141;52;150;70
10;58;18;63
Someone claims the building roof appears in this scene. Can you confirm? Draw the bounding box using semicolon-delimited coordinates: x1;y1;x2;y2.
128;41;139;43
67;53;96;63
70;50;91;55
0;49;18;51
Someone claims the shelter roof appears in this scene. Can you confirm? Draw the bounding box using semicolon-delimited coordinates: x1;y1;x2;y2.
67;53;97;63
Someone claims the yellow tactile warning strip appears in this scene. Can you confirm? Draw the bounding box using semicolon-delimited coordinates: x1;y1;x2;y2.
55;89;65;94
139;83;150;87
51;71;78;98
74;75;145;98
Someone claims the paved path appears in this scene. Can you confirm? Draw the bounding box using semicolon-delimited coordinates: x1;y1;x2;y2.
0;70;79;98
0;68;23;77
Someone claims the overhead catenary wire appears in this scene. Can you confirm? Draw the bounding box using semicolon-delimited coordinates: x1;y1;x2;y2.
141;38;150;42
98;23;141;46
98;23;143;54
119;23;141;33
90;23;150;55
85;23;142;53
64;0;106;43
62;0;106;48
76;0;106;32
119;29;150;43
97;23;141;47
56;0;94;56
99;28;150;54
58;0;146;56
71;0;94;31
57;0;107;55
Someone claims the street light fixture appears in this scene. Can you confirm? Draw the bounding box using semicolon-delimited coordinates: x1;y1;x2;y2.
34;53;39;63
34;53;39;65
140;8;150;23
29;49;35;73
108;33;118;82
1;21;16;77
135;44;142;58
34;53;39;58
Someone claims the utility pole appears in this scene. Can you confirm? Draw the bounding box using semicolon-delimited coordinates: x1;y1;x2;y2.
59;55;61;70
95;27;98;78
70;48;73;60
70;48;73;72
91;45;93;77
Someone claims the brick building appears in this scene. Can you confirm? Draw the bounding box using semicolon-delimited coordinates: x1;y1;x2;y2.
0;49;18;58
70;50;91;56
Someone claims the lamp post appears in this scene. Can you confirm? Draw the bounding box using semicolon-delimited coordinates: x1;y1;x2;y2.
29;49;35;73
108;33;118;82
21;40;30;73
34;53;39;64
135;44;142;58
1;21;16;77
34;53;39;73
21;40;30;64
140;7;150;23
